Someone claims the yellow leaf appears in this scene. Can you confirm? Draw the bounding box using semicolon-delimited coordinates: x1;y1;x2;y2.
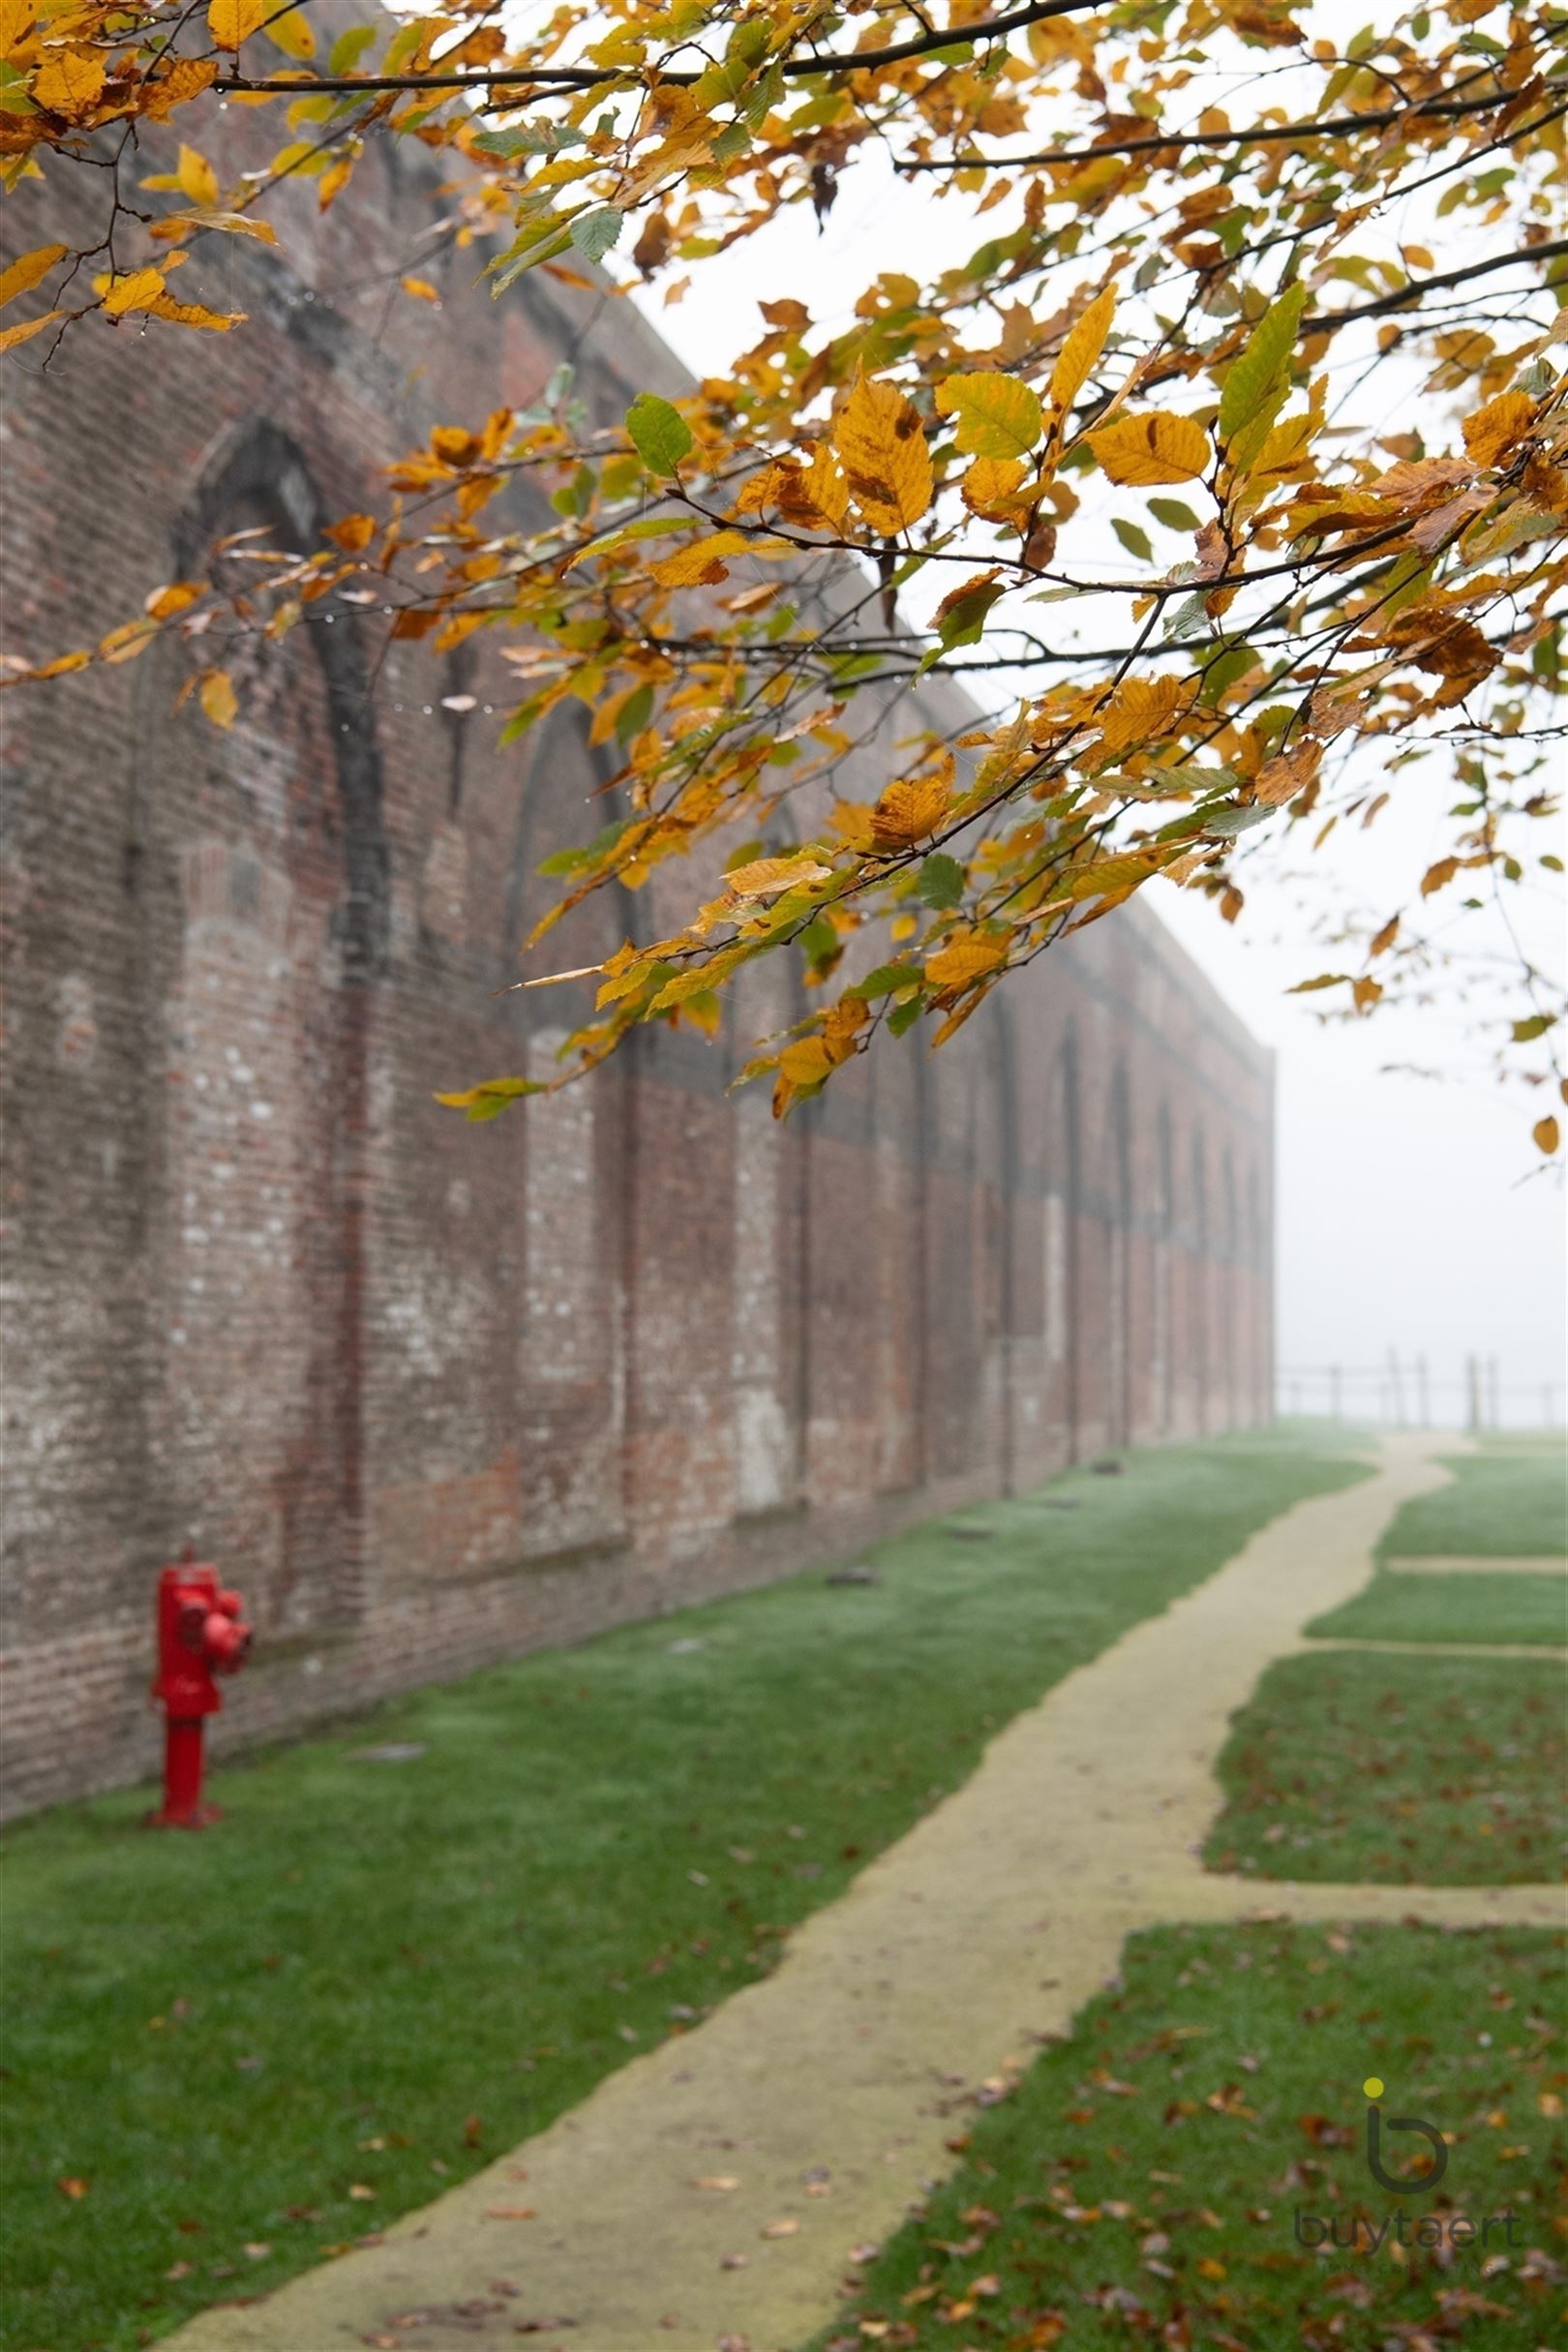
935;371;1042;461
0;242;65;312
725;854;831;899
925;935;1006;989
1050;286;1115;414
833;374;932;534
148;294;241;331
1089;411;1211;486
151;211;277;247
101;267;166;317
264;4;316;57
176;145;219;206
778;1038;832;1086
32;47;105;120
650;529;752;588
325;513;377;553
140;56;221;120
144;581;204;620
206;0;267;45
961;455;1030;522
198;669;237;729
0;308;61;353
401;275;440;303
1095;673;1194;754
1533;1115;1560;1156
1462;389;1535;469
871;773;950;851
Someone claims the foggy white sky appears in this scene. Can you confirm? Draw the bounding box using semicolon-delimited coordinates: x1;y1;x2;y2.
621;121;1567;1428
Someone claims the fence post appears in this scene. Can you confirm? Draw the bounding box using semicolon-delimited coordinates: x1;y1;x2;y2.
1465;1354;1482;1432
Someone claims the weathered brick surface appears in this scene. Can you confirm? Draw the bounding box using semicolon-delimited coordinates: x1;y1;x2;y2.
0;119;1274;1820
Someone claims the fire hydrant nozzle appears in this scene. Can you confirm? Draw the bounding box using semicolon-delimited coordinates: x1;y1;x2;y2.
146;1547;253;1829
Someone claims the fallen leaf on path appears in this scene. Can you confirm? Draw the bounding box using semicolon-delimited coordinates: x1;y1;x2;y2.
484;2206;536;2220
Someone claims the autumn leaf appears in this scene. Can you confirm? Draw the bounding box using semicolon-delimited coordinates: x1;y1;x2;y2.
101;268;169;319
1089;413;1210;486
650;529;753;588
325;515;377;553
1050;286;1115;415
1532;1116;1560;1156
0;244;66;313
1462;390;1535;469
833;375;932;533
0;311;62;354
871;774;950;851
1252;739;1321;805
264;4;315;57
206;0;267;46
925;935;1007;990
176;146;220;207
197;669;238;729
725;855;831;898
32;47;106;119
935;371;1043;461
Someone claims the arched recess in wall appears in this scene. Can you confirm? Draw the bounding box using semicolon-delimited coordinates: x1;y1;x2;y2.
726;935;810;1520
1045;1030;1083;1460
1191;1129;1210;1434
1156;1102;1175;1433
144;419;389;1634
1106;1066;1133;1451
503;702;639;1562
990;996;1020;1494
1221;1147;1238;1428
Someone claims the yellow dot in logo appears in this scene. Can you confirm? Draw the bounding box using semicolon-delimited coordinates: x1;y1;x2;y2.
1364;2076;1384;2098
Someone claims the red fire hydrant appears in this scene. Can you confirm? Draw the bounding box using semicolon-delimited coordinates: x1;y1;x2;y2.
146;1547;253;1828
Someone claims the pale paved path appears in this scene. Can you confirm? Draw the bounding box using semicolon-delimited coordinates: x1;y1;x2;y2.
174;1438;1564;2352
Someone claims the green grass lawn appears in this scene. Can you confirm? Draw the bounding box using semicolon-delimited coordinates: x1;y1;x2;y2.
1307;1570;1567;1648
0;1432;1362;2352
1205;1650;1567;1885
812;1920;1566;2352
1378;1446;1566;1561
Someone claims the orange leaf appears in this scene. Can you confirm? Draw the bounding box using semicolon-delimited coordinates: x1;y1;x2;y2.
206;0;267;47
1090;411;1210;485
870;773;950;851
1462;389;1535;469
0;309;61;354
32;47;105;120
1533;1116;1560;1156
832;374;932;534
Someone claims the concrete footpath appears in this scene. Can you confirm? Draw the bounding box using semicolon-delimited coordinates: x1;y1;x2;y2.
171;1436;1563;2352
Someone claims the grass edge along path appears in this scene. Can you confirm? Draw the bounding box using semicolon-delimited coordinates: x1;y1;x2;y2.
807;1918;1566;2352
1204;1646;1568;1885
1;1431;1365;2352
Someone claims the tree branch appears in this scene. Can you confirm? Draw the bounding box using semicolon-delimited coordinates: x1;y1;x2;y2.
901;76;1561;170
1301;236;1568;330
216;0;1098;98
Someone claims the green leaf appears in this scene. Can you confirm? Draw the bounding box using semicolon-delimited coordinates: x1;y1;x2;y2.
1149;497;1200;531
434;1076;546;1123
569;207;622;264
1511;1012;1557;1042
625;392;693;477
934;371;1043;460
935;580;1004;652
917;853;965;910
327;23;376;73
1217;282;1308;449
1112;517;1154;562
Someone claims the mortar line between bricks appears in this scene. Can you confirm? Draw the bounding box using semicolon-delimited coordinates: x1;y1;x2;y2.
166;1434;1563;2352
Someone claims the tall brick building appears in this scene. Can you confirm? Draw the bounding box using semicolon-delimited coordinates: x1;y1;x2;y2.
0;118;1274;1820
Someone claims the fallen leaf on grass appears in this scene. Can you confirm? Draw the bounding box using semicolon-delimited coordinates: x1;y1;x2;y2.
762;2216;799;2238
56;2177;89;2199
347;2185;377;2201
694;2174;740;2191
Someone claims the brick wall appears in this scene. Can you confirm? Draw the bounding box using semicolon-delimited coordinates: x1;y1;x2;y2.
0;113;1275;1820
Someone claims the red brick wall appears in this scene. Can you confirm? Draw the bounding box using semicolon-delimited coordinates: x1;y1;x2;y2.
0;120;1274;1820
